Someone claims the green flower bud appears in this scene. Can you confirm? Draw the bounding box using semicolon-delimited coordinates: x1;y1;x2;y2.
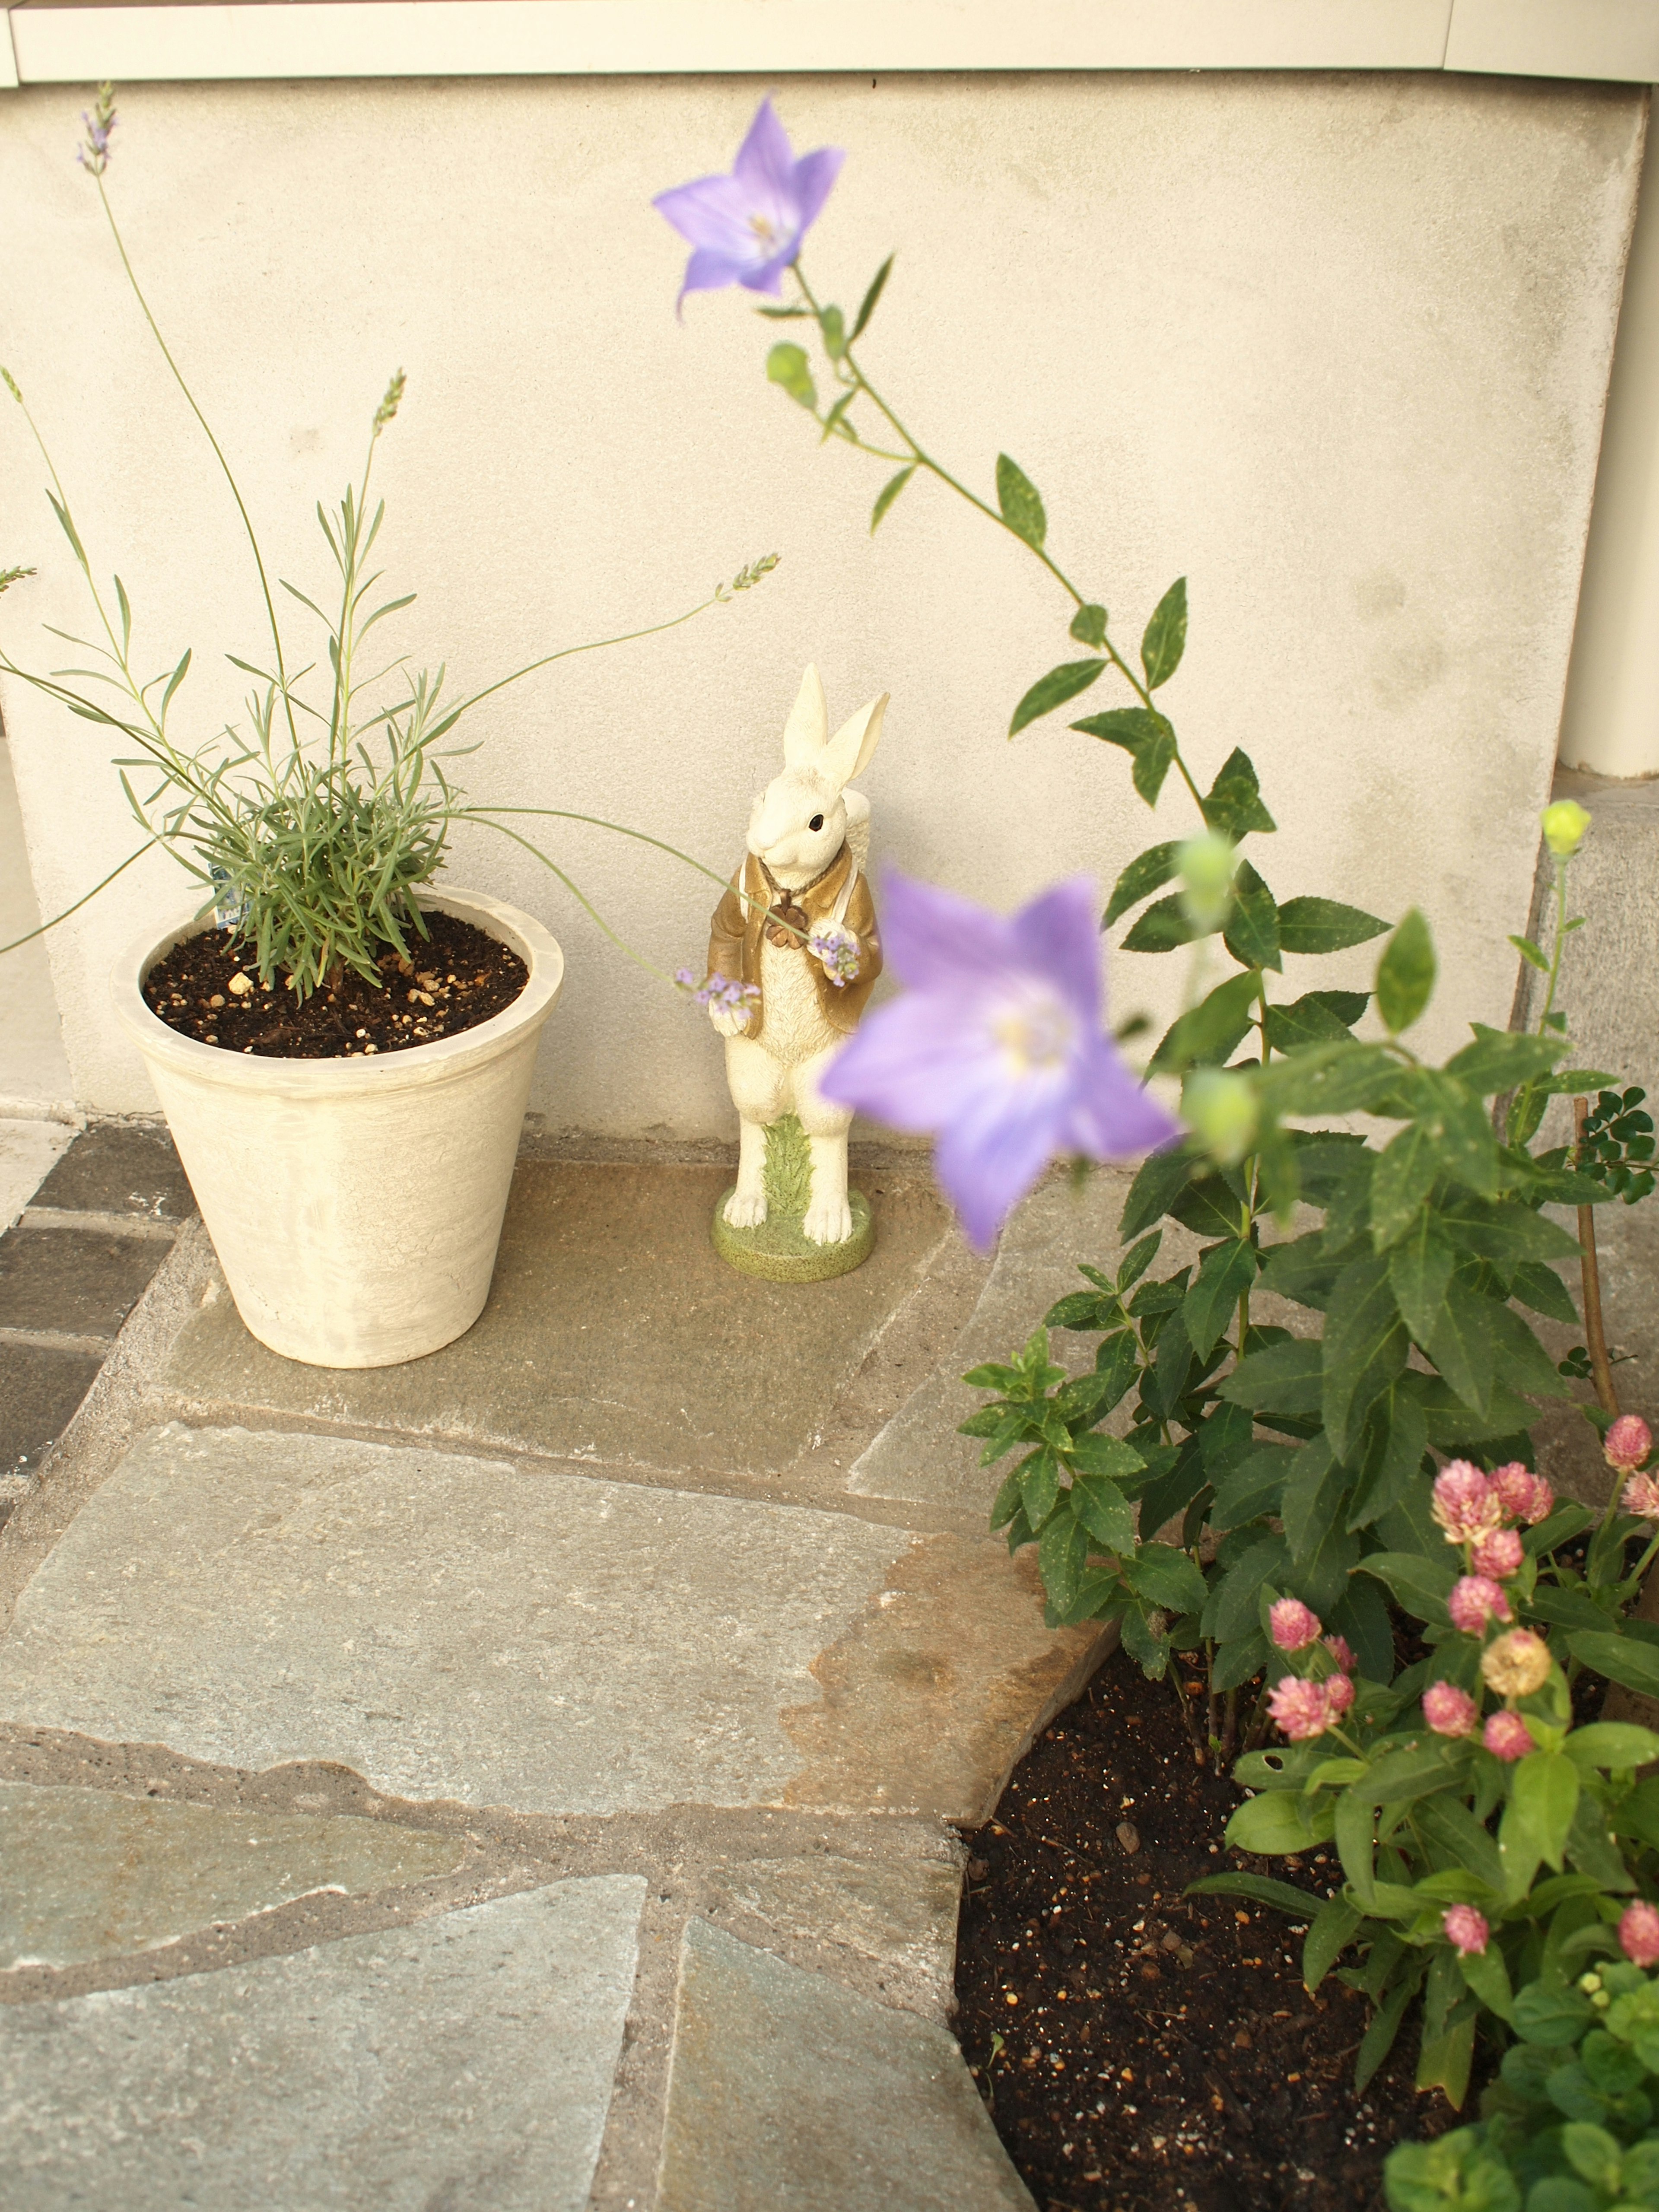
1183;1066;1259;1167
1579;1971;1604;1995
1541;799;1591;858
1176;831;1236;935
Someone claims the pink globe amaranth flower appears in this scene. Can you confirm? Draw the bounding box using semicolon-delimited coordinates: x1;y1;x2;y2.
1471;1528;1525;1579
1432;1462;1504;1546
1483;1710;1535;1762
1268;1675;1335;1742
1448;1576;1513;1634
1491;1462;1554;1526
819;874;1180;1251
1325;1672;1356;1716
1423;1681;1480;1738
1620;1900;1659;1968
1442;1905;1490;1957
1323;1634;1357;1675
1605;1414;1654;1475
1624;1472;1659;1525
1269;1598;1322;1653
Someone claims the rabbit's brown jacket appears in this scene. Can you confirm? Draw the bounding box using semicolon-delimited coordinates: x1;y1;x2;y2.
706;845;882;1042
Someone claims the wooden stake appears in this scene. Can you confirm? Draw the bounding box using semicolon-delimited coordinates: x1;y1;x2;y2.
1575;1095;1621;1417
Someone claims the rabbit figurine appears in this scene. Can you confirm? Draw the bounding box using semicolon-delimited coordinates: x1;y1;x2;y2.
704;664;887;1249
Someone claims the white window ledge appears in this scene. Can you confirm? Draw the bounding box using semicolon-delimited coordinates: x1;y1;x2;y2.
0;0;1655;93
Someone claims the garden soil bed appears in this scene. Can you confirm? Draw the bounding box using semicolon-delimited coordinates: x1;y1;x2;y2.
953;1643;1470;2212
142;909;527;1059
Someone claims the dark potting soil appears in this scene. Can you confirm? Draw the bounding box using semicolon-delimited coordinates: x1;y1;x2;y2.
953;1643;1472;2212
142;911;528;1060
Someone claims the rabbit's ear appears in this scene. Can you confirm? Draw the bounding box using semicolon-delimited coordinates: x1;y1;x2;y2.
822;693;888;791
782;664;829;767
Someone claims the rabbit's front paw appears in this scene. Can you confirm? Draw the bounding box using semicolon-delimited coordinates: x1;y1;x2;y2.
709;1005;750;1039
803;1194;853;1246
725;1187;768;1229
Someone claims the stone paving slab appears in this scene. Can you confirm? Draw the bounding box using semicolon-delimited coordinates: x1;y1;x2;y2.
707;1845;963;2012
163;1160;950;1478
656;1918;1035;2212
0;1781;467;1969
0;1342;102;1497
0;1120;74;1234
0;1222;169;1341
29;1122;195;1224
0;1424;909;1815
2;1875;645;2211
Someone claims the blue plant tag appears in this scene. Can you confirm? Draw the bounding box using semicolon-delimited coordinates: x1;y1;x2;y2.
209;866;248;931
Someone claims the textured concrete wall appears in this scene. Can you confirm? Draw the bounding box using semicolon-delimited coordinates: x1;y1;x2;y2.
0;72;1643;1133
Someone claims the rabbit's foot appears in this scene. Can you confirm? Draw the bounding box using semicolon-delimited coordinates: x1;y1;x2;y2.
725;1187;768;1229
803;1194;854;1246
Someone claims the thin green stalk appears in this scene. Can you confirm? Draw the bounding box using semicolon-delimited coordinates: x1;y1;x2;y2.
435;589;741;730
0;837;157;958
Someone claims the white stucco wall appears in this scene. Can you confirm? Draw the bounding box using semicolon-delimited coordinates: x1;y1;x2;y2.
0;71;1643;1135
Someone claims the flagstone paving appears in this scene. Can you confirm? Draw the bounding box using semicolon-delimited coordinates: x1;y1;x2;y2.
3;1878;646;2211
0;1135;1107;2208
0;1781;465;1969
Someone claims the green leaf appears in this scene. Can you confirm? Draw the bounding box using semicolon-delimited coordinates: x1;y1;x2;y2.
1438;1197;1580;1267
1140;577;1188;690
1567;1722;1659;1771
1370;1122;1441;1251
1103;842;1181;929
160;648;193;719
819;304;847;361
1275;897;1391;957
1569;1631;1659;1698
1376;908;1437;1034
1263;990;1370;1052
1072;705;1182;804
756;304;810;318
1119;1144;1196;1239
1561;2122;1623;2191
1446;1023;1563;1096
1069;602;1107;649
1396;1075;1500;1201
1220;1338;1324;1418
849;253;893;342
1354;1978;1416;2096
1322;1253;1408;1460
870;466;915;534
1357;1550;1455;1625
1199;746;1276;838
1258;1041;1402;1119
766;341;817;409
1039;1506;1089;1614
1204;1533;1290;1642
1511;1975;1594;2047
1512;1751;1581;1872
1211;1443;1294;1531
1389;1217;1456;1344
1182;1238;1259;1361
996;453;1047;550
1019;1448;1061;1528
1149;969;1261;1076
1347;1383;1430;1530
1510;1259;1579;1325
1303;1897;1366;1991
1120;1602;1171;1679
1067;1432;1146;1484
1223;861;1281;973
1120;892;1195;953
1128;1542;1208;1613
1071;1471;1136;1551
1509;932;1550;974
1183;1872;1320;1917
1425;1278;1496;1420
1224;1789;1333;1856
1009;658;1106;737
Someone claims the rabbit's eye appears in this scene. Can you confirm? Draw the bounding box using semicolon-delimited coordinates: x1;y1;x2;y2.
809;814;824;832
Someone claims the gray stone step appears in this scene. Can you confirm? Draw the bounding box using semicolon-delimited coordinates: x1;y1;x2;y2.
3;1876;645;2210
0;1780;465;1969
657;1918;1035;2212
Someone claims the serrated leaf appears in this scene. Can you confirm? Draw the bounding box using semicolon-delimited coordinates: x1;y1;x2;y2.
850;253;893;341
1039;1506;1089;1614
1119;1145;1196;1239
1103;841;1180;928
1220;1338;1324;1417
1223;861;1281;973
870;465;915;534
1067;1432;1145;1484
1201;746;1277;838
1009;658;1105;737
1369;1121;1440;1250
1257;1041;1401;1119
1181;1238;1258;1360
1510;1260;1578;1325
1071;1471;1136;1551
1347;1382;1430;1529
1203;1532;1290;1641
1424;1276;1496;1418
1276;897;1391;957
1446;1023;1562;1096
996;454;1047;550
1069;602;1107;648
1262;990;1370;1052
1019;1447;1061;1528
1376;908;1436;1034
1141;577;1188;690
1120;893;1195;953
1128;1542;1208;1613
1322;1254;1408;1460
1149;968;1260;1076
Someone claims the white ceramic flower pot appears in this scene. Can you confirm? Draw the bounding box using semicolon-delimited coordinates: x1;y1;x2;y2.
111;887;564;1369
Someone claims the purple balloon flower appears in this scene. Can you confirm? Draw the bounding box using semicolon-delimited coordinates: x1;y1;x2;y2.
653;98;844;311
821;873;1180;1250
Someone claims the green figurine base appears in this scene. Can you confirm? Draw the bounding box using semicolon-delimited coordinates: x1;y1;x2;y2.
711;1115;875;1281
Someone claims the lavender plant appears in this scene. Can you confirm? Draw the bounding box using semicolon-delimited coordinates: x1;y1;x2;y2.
661;97;1659;2106
0;89;777;1002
